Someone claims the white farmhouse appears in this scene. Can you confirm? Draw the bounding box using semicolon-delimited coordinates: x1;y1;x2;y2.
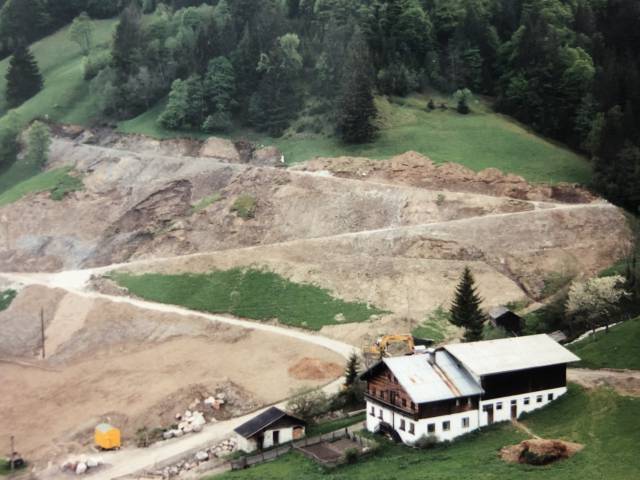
361;334;580;444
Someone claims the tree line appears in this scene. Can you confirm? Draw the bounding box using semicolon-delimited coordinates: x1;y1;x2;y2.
2;0;640;212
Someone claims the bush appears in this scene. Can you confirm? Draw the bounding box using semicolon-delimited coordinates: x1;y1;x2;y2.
231;194;256;219
286;388;330;424
427;99;435;111
49;173;83;201
453;89;473;115
83;51;110;80
344;448;359;464
203;110;232;133
414;434;439;450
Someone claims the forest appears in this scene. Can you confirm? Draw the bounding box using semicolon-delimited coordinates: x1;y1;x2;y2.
0;0;639;212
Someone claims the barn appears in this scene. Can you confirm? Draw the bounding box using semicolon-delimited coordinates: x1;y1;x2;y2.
234;406;306;453
361;334;579;445
488;306;524;336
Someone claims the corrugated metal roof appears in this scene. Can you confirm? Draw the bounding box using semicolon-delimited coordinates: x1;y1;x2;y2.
444;334;580;377
383;351;483;403
234;407;305;439
488;306;510;319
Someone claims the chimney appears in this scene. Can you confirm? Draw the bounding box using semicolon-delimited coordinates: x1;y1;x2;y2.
426;348;436;366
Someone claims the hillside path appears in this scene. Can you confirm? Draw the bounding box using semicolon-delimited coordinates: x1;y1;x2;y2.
568;368;640;397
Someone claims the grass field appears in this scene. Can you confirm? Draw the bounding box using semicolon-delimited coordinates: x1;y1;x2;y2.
120;93;591;185
211;385;640;480
307;413;366;437
411;307;451;342
0;166;82;206
0;19;116;194
569;318;640;370
111;269;384;330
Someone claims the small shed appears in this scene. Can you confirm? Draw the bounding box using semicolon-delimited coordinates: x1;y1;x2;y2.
489;306;524;336
234;407;306;453
94;423;121;450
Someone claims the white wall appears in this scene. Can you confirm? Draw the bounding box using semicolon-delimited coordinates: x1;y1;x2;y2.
237;426;303;453
366;401;478;444
478;387;567;426
366;386;567;445
262;426;295;449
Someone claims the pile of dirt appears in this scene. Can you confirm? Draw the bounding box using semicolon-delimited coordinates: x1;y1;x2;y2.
288;357;343;380
295;152;596;203
500;438;584;465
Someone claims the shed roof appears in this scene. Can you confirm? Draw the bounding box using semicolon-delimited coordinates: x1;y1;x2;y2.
380;350;483;403
234;407;305;439
444;334;580;377
488;306;510;319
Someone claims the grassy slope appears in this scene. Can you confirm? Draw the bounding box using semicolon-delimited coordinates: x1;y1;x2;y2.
111;269;384;330
307;413;367;437
120;93;591;185
0;19;116;194
0;166;82;206
569;317;640;369
212;386;640;480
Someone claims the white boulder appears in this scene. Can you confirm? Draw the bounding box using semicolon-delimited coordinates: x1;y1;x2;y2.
75;463;87;475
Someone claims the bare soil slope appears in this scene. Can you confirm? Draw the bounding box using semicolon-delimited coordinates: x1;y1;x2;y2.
0;285;343;463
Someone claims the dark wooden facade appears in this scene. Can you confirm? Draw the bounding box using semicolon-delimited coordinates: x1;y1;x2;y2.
481;364;567;400
363;362;479;420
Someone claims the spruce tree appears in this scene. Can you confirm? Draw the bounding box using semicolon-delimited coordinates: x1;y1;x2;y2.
336;29;378;144
450;266;486;342
344;352;360;387
6;45;43;108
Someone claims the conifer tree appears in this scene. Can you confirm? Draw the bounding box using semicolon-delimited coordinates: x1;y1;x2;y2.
344;352;360;387
337;29;378;144
450;266;485;342
6;45;43;108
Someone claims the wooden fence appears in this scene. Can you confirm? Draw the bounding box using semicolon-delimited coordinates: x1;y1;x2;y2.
230;428;376;470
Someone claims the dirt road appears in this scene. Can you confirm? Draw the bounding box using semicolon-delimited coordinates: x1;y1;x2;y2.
1;271;355;479
568;368;640;397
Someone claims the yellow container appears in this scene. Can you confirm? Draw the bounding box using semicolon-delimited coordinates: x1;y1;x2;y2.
94;423;121;450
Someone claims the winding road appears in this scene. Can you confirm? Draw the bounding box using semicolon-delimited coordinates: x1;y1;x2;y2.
0;269;357;479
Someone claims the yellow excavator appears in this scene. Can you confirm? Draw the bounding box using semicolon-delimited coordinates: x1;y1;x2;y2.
363;334;415;366
363;334;435;367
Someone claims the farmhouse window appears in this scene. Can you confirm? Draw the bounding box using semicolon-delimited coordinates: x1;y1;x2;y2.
524;397;530;405
427;423;435;434
410;401;415;411
379;409;383;420
442;421;450;431
496;402;503;410
370;406;375;416
371;387;376;396
402;398;407;408
462;417;469;428
400;419;406;431
511;400;517;406
537;395;543;403
548;393;554;401
409;423;415;435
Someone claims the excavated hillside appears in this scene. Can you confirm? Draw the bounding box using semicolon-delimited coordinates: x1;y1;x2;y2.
0;130;630;309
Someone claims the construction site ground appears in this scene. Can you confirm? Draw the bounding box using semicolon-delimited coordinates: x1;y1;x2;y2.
0;129;633;476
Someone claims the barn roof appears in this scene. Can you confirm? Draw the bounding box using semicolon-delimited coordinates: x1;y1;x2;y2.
380;350;483;403
488;306;510;319
444;334;580;377
234;407;305;439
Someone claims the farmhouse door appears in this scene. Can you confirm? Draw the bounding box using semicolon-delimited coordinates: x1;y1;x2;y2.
486;405;494;424
511;404;517;420
273;430;280;446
